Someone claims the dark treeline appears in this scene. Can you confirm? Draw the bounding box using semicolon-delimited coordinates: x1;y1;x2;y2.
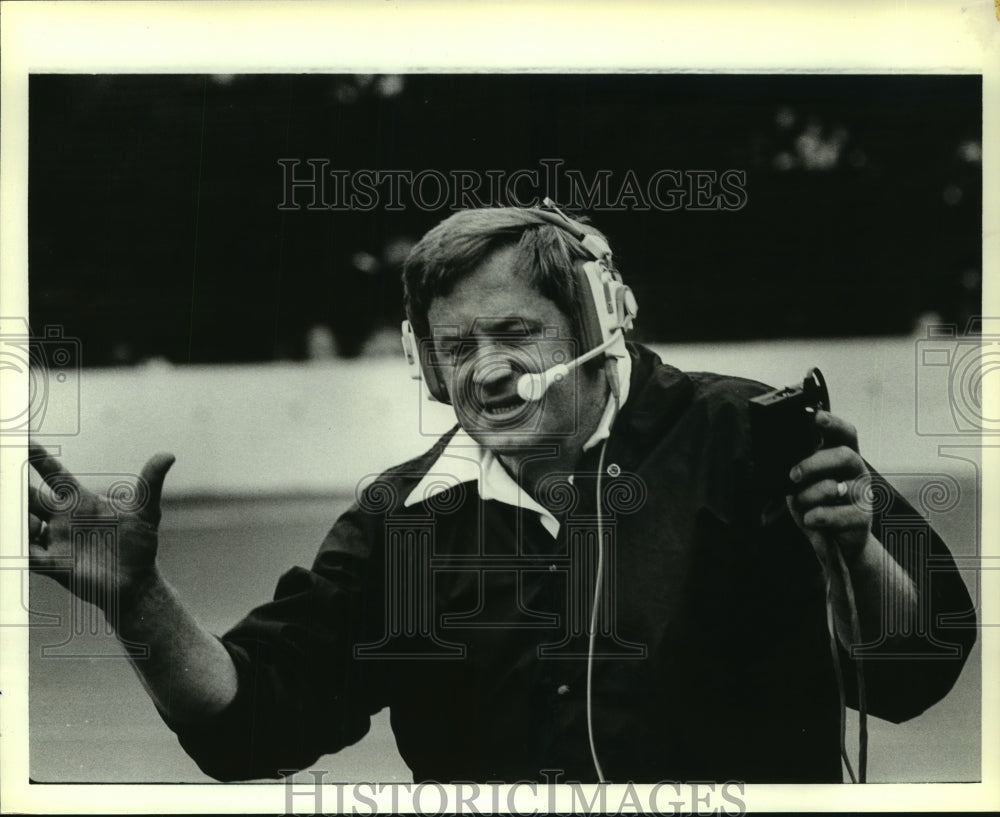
28;74;981;365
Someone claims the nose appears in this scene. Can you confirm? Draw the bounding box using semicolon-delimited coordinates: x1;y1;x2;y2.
472;357;517;398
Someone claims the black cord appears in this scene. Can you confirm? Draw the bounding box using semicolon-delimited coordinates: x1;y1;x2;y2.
824;565;858;783
833;541;868;783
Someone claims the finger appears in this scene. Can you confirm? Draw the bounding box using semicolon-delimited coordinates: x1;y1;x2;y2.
31;470;86;517
815;411;859;451
29;541;53;570
28;485;52;521
28;513;45;542
790;478;852;511
801;503;869;531
29;543;69;584
28;443;80;489
136;452;176;525
790;445;865;486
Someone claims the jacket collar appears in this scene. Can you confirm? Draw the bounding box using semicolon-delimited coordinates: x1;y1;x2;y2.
615;343;694;443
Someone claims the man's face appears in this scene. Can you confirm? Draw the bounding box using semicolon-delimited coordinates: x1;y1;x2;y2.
426;245;608;458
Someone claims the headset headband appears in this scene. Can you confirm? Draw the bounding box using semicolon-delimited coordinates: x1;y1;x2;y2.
534;198;614;267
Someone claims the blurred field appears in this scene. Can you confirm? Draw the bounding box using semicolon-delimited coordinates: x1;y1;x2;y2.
28;494;412;784
29;485;980;784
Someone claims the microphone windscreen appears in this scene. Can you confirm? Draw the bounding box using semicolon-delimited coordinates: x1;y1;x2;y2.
517;373;541;402
517;363;570;402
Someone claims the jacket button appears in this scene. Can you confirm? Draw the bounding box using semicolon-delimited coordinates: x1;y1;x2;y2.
557;684;570;696
606;463;621;477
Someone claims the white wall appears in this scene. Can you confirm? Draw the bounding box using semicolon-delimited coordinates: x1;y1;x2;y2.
32;334;978;495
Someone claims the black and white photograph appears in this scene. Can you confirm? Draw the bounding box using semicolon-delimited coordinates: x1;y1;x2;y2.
1;3;997;814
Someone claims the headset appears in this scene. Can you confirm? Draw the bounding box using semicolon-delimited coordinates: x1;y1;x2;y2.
400;198;638;405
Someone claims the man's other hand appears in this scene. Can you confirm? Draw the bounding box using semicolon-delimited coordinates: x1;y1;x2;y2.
785;410;873;565
27;443;176;615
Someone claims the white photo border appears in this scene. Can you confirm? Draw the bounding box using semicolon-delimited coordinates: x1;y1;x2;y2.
1;1;997;813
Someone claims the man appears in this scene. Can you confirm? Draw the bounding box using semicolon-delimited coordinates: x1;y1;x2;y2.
27;206;975;783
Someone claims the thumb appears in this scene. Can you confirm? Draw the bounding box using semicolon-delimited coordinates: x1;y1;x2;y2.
137;452;176;525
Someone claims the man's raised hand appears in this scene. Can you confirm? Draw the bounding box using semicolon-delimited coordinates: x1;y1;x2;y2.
27;444;176;616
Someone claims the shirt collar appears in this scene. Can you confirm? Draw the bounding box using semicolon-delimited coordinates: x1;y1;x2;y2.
403;428;561;537
403;350;632;539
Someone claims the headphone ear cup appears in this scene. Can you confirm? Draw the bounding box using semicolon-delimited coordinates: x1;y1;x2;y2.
401;320;452;404
401;320;419;370
420;342;451;404
615;286;638;330
574;260;611;352
426;364;451;404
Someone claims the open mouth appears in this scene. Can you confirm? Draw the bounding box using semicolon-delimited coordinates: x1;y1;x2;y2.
457;355;535;426
480;394;527;419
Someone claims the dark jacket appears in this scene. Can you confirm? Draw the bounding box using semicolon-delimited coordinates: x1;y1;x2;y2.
162;344;976;783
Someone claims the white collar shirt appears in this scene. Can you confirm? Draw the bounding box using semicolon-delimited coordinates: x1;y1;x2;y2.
403;347;631;539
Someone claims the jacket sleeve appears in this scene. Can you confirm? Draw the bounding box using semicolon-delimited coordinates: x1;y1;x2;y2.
732;375;978;725
157;504;388;781
835;466;978;723
686;372;976;730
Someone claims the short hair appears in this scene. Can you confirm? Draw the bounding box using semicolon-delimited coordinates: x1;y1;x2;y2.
402;207;613;340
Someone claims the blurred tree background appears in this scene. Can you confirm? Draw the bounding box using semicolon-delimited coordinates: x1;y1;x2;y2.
28;74;981;366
